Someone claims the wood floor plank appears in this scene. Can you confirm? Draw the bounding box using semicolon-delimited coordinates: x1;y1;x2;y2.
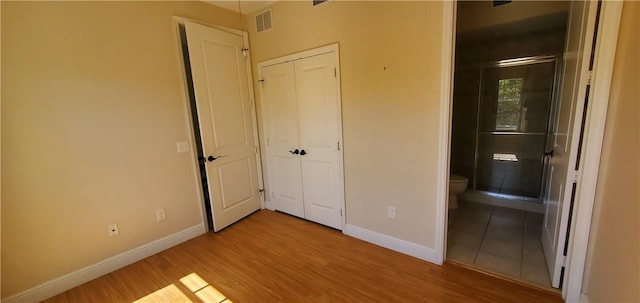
43;210;563;303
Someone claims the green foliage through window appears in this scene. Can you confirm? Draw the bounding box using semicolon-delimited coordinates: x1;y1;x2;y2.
496;78;523;130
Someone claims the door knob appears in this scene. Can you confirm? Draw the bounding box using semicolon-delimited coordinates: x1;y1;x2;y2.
289;149;299;155
544;150;554;158
300;149;307;156
207;155;228;162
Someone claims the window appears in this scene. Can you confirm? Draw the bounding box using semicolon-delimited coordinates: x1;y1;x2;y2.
496;78;523;131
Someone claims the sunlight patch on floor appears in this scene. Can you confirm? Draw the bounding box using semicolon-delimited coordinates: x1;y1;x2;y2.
132;273;232;303
133;284;192;303
180;272;231;303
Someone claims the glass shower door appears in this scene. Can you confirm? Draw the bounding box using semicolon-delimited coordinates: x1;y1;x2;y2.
475;60;556;199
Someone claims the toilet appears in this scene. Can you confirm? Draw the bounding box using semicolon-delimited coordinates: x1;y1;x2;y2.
449;174;469;209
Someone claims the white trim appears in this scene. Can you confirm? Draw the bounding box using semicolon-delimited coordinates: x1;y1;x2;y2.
435;0;456;266
3;224;206;303
258;44;338;69
580;293;590;303
345;224;439;263
172;16;244;37
241;31;267;209
563;1;623;301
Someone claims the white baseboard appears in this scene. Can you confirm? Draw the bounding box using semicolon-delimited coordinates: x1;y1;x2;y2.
3;224;206;303
344;224;439;264
265;200;275;211
580;293;590;303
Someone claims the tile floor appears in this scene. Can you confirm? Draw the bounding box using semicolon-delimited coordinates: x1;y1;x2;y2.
447;200;553;289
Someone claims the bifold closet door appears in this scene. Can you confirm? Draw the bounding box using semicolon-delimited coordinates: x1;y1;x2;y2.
295;53;343;230
261;62;305;218
261;51;344;230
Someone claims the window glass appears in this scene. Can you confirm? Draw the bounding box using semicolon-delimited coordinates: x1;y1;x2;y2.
496;78;523;130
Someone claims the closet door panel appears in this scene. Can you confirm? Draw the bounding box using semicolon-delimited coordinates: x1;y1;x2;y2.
262;62;305;218
295;53;343;230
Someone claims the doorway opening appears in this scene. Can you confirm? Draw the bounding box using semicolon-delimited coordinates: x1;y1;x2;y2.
178;24;214;231
447;1;569;290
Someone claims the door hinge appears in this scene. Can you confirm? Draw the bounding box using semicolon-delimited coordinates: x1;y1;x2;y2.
337;141;340;151
586;70;593;85
571;170;580;183
266;137;270;146
334;67;337;78
254;146;258;154
241;48;249;58
271;191;275;200
340;209;343;217
562;255;567;267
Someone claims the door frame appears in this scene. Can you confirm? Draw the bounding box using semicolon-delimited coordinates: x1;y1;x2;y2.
562;2;622;301
256;43;346;230
437;1;623;300
435;1;456;266
172;17;266;229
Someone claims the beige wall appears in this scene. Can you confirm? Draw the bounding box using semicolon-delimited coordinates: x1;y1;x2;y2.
457;1;569;33
246;1;444;247
1;1;241;298
583;2;640;302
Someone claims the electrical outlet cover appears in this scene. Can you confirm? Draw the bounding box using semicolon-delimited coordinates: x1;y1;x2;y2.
108;224;119;236
156;208;166;221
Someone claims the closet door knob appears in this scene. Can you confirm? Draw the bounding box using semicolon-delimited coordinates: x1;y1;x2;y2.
289;149;299;155
300;149;307;156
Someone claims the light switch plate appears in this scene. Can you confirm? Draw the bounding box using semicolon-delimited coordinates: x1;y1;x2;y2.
156;208;166;221
388;206;396;219
176;141;190;153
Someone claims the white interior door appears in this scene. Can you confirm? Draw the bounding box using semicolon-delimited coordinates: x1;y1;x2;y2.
295;53;343;230
261;62;305;218
184;22;261;231
542;1;597;287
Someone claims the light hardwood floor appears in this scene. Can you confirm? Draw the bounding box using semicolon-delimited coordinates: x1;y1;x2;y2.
44;210;562;303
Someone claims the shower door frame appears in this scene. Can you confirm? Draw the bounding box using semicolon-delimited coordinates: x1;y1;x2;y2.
471;55;562;203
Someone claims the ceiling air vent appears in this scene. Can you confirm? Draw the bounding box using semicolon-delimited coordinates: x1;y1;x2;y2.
255;9;272;33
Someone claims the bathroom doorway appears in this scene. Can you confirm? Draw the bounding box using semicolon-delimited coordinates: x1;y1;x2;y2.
447;0;569;290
